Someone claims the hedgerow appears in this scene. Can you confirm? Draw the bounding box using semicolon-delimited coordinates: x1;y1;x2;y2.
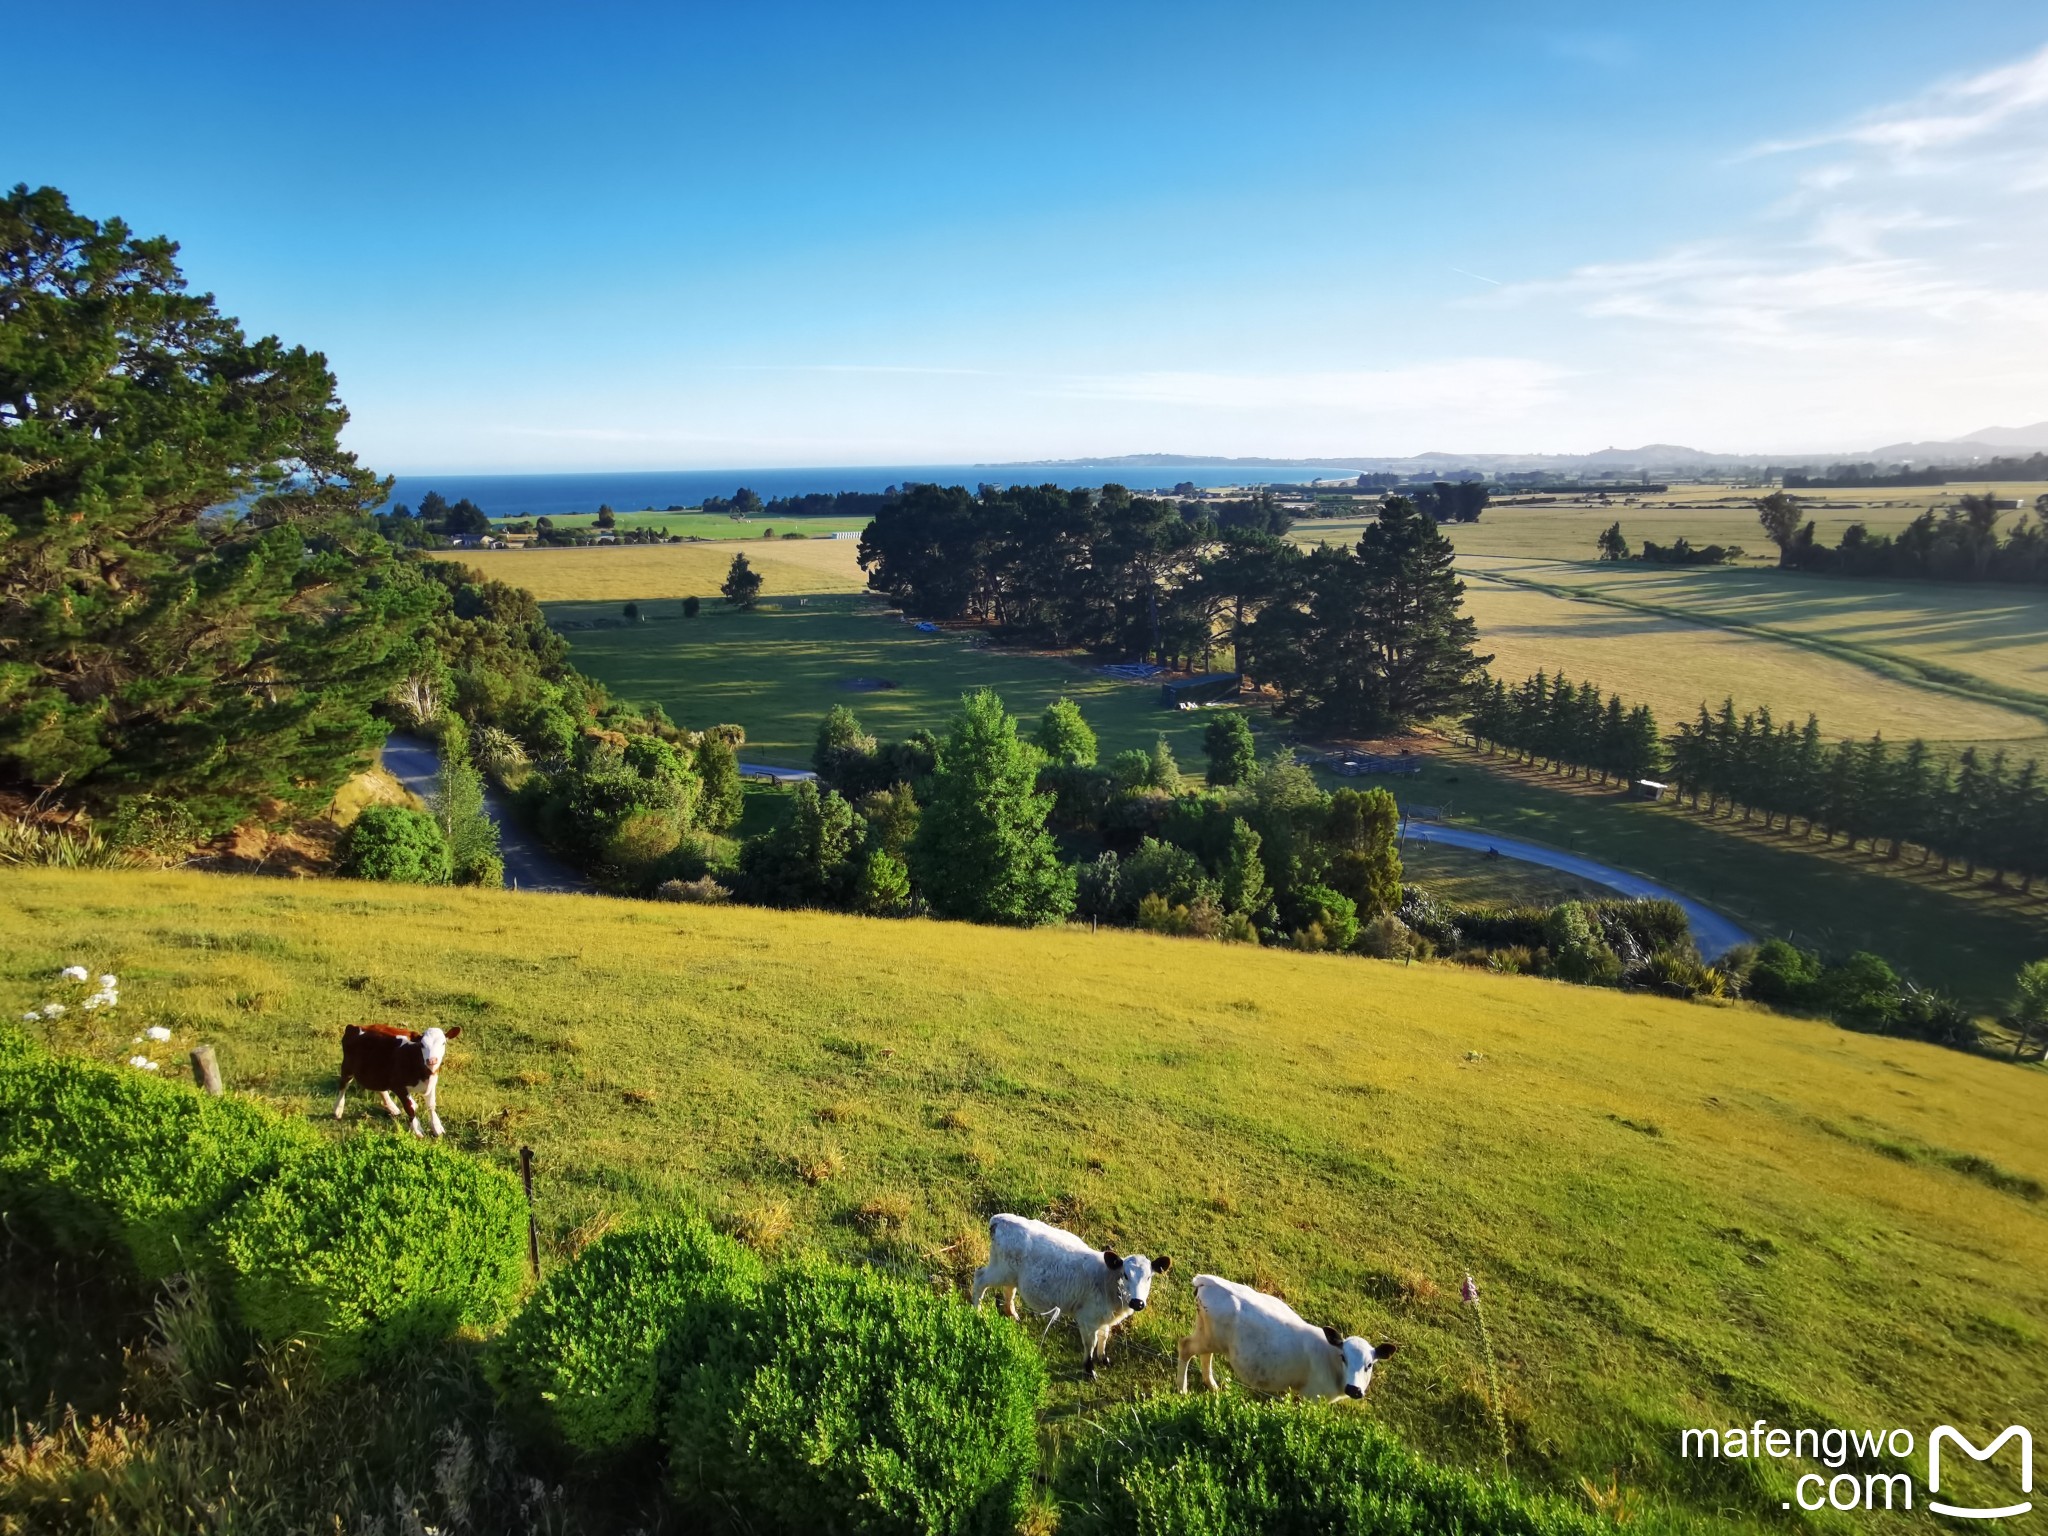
0;1047;308;1279
487;1215;763;1457
217;1134;527;1377
666;1263;1046;1536
1055;1393;1601;1536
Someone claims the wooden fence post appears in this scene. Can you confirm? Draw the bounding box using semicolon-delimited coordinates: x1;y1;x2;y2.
519;1145;541;1281
190;1045;223;1097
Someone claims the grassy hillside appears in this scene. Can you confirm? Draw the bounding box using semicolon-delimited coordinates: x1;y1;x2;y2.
548;593;1240;771
5;868;2043;1529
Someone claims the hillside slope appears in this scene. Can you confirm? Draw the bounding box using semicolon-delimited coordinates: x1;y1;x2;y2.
4;869;2043;1525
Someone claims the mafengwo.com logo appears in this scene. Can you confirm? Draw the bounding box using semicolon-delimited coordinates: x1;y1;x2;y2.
1679;1422;2032;1517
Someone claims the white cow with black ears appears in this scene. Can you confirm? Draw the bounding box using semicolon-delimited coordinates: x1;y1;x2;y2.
971;1214;1172;1378
1177;1272;1397;1399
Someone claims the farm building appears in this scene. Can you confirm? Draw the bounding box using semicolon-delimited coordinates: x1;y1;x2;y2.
1160;672;1239;708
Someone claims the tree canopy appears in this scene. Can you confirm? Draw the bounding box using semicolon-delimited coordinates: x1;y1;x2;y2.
0;184;426;830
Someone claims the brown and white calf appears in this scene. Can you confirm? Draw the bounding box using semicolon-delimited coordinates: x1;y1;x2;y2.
333;1024;461;1137
1177;1272;1397;1399
971;1213;1171;1378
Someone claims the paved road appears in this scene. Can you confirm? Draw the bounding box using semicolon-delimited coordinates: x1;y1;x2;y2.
1401;821;1754;958
380;736;593;895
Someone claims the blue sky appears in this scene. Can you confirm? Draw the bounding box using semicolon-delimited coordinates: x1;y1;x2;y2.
14;2;2048;468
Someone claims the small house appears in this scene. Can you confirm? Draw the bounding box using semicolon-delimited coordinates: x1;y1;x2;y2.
1631;779;1670;801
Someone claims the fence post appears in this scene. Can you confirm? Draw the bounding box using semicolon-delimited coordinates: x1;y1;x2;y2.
190;1045;223;1097
518;1145;541;1281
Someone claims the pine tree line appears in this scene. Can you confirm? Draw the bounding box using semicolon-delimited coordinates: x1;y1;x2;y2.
1465;672;1664;785
1666;701;2048;889
1472;667;2048;894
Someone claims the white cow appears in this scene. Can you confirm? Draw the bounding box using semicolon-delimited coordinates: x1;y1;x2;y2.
971;1214;1172;1378
1177;1273;1398;1399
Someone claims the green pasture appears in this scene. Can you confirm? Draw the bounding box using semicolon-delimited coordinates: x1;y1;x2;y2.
1386;747;2048;1007
1465;557;2048;732
554;593;1245;774
5;868;2044;1533
1295;482;2048;566
500;509;872;539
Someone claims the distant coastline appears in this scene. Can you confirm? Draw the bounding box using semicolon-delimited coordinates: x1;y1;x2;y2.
381;463;1352;519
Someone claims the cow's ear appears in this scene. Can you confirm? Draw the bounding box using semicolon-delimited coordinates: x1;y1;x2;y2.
445;1026;462;1040
1373;1341;1399;1359
1154;1255;1172;1273
1321;1325;1344;1349
1102;1249;1122;1269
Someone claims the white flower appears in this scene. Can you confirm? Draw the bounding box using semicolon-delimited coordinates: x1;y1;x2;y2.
145;1025;172;1042
21;1010;42;1023
128;1055;159;1071
60;965;89;983
83;998;101;1011
99;975;117;989
42;1003;65;1017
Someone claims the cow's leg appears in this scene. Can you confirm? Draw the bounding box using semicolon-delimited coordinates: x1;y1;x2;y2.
969;1264;995;1309
1004;1285;1020;1321
1176;1334;1197;1393
425;1073;444;1137
399;1089;422;1138
1201;1352;1219;1392
380;1090;404;1121
333;1072;352;1120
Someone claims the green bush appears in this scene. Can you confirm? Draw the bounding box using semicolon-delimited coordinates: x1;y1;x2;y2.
0;1051;307;1279
1543;902;1621;986
488;1216;763;1458
342;805;453;884
1055;1393;1598;1536
1746;938;1824;1008
667;1263;1045;1536
218;1135;527;1377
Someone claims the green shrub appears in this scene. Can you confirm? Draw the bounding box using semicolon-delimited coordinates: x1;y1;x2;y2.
1590;897;1688;954
667;1263;1045;1536
1291;884;1359;951
1448;903;1550;950
1746;937;1824;1008
1542;902;1621;986
488;1216;763;1458
342;805;453;884
1055;1393;1599;1536
0;1052;307;1279
218;1135;527;1377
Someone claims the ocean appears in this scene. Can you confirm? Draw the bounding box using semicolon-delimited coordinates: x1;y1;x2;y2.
381;463;1367;519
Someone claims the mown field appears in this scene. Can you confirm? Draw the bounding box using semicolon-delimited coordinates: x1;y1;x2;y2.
551;593;1239;772
1467;558;2048;728
3;868;2043;1531
497;509;873;539
1297;482;2048;566
1455;562;2046;750
435;535;866;601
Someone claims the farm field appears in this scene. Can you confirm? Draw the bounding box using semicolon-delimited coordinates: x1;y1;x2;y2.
1466;557;2048;726
434;536;867;601
4;867;2043;1531
493;509;874;539
1386;745;2048;1006
1296;481;2048;566
551;593;1239;772
1454;563;2046;749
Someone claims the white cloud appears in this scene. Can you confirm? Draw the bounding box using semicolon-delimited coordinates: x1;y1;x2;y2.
1473;41;2048;442
1053;359;1569;416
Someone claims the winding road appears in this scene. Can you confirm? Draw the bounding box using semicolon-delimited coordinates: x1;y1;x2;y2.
1399;821;1754;958
379;736;593;894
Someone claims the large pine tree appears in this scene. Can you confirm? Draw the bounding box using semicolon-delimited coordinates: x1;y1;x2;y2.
910;689;1073;926
1251;496;1490;734
1;184;425;831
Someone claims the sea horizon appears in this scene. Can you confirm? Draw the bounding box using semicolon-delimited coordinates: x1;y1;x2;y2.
381;462;1367;519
